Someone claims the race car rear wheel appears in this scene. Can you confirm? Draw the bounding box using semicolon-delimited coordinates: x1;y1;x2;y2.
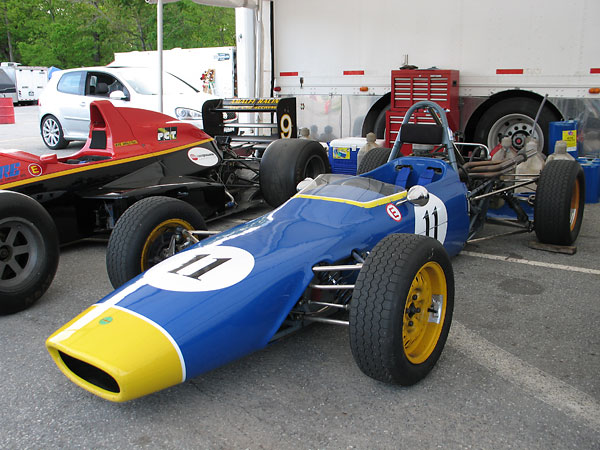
41;114;69;150
0;191;59;314
349;234;454;385
357;147;391;174
534;159;585;245
259;139;330;207
106;196;206;289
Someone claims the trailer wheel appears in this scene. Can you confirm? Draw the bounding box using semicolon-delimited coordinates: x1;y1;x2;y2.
473;97;560;155
259;139;330;207
0;191;59;314
357;147;391;174
534;160;585;245
41;115;69;150
349;234;454;385
106;196;206;289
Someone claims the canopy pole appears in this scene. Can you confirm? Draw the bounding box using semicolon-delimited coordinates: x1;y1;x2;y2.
254;0;263;99
157;0;164;112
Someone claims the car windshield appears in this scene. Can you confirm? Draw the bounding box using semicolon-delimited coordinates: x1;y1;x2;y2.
298;174;405;204
114;69;198;95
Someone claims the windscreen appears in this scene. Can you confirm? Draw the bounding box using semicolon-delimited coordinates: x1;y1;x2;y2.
116;69;198;95
298;174;405;204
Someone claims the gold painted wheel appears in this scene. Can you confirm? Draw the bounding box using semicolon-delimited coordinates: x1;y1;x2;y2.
350;234;454;385
140;218;194;272
106;196;206;289
402;262;447;365
569;181;580;231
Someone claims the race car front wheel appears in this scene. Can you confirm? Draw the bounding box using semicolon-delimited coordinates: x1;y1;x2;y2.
349;234;454;385
0;191;59;314
534;159;585;246
260;138;330;207
106;196;207;289
41;114;69;150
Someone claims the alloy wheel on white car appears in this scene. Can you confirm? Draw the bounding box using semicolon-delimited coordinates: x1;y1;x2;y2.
41;115;68;150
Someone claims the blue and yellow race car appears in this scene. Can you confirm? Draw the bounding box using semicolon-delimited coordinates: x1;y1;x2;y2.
46;101;585;402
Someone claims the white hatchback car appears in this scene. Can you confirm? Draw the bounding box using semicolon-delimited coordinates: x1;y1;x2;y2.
38;66;217;149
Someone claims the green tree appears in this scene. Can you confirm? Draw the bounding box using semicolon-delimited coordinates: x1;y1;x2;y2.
1;0;235;68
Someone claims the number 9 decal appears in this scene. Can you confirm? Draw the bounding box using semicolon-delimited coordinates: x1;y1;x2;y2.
280;113;292;139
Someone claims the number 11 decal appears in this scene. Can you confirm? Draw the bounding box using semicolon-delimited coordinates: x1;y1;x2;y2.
423;207;439;240
145;245;255;293
414;195;448;245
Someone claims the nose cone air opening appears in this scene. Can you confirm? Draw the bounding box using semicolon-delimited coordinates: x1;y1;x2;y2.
46;304;185;402
58;351;120;394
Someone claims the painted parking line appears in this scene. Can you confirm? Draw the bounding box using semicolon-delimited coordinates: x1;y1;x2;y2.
461;251;600;275
449;321;600;430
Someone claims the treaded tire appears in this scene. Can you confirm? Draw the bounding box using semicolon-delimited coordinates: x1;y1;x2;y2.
106;196;206;289
534;160;585;245
357;147;391;174
349;234;454;385
259;139;330;207
0;191;59;314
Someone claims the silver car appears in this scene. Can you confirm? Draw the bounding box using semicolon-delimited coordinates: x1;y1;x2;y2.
38;66;216;149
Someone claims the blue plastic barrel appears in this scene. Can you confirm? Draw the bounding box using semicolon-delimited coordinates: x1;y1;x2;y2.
577;158;600;203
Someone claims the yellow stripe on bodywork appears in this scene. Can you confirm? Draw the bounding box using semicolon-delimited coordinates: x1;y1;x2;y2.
46;305;183;402
294;190;407;208
2;138;212;190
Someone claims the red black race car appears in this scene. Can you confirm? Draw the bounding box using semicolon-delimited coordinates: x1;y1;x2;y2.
0;99;329;314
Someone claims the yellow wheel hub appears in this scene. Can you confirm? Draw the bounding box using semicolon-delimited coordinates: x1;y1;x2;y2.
569;181;580;231
140;218;193;272
402;261;447;364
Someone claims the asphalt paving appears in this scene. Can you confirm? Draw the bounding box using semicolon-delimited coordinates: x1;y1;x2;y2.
0;105;598;449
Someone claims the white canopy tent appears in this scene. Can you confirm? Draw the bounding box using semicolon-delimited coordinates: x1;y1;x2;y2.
146;0;265;111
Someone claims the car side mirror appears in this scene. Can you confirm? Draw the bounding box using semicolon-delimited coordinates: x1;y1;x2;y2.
296;177;313;192
109;90;128;101
407;185;430;207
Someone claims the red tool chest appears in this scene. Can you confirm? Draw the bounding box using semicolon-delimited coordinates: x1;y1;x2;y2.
386;69;459;149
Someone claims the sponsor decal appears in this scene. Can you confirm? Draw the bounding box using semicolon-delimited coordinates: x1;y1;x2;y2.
413;193;448;244
188;147;219;167
144;245;255;293
333;148;351;160
99;317;113;325
28;163;43;177
115;140;138;148
158;127;177;141
0;162;20;181
216;53;231;61
386;203;402;222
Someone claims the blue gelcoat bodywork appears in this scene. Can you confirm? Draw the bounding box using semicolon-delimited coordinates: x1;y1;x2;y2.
95;156;469;382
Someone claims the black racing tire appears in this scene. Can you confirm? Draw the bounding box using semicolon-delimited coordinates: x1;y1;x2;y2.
357;147;391;174
0;191;59;314
534;160;585;245
349;234;454;385
106;196;206;289
372;105;390;140
41;114;69;150
473;97;560;155
259;139;330;207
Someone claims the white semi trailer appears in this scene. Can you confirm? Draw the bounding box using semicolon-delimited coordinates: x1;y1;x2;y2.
236;0;600;155
150;0;600;155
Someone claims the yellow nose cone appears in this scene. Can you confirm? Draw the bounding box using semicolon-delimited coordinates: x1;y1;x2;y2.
46;305;184;402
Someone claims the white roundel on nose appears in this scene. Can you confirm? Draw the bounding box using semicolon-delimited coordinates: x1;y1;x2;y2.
144;245;255;292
